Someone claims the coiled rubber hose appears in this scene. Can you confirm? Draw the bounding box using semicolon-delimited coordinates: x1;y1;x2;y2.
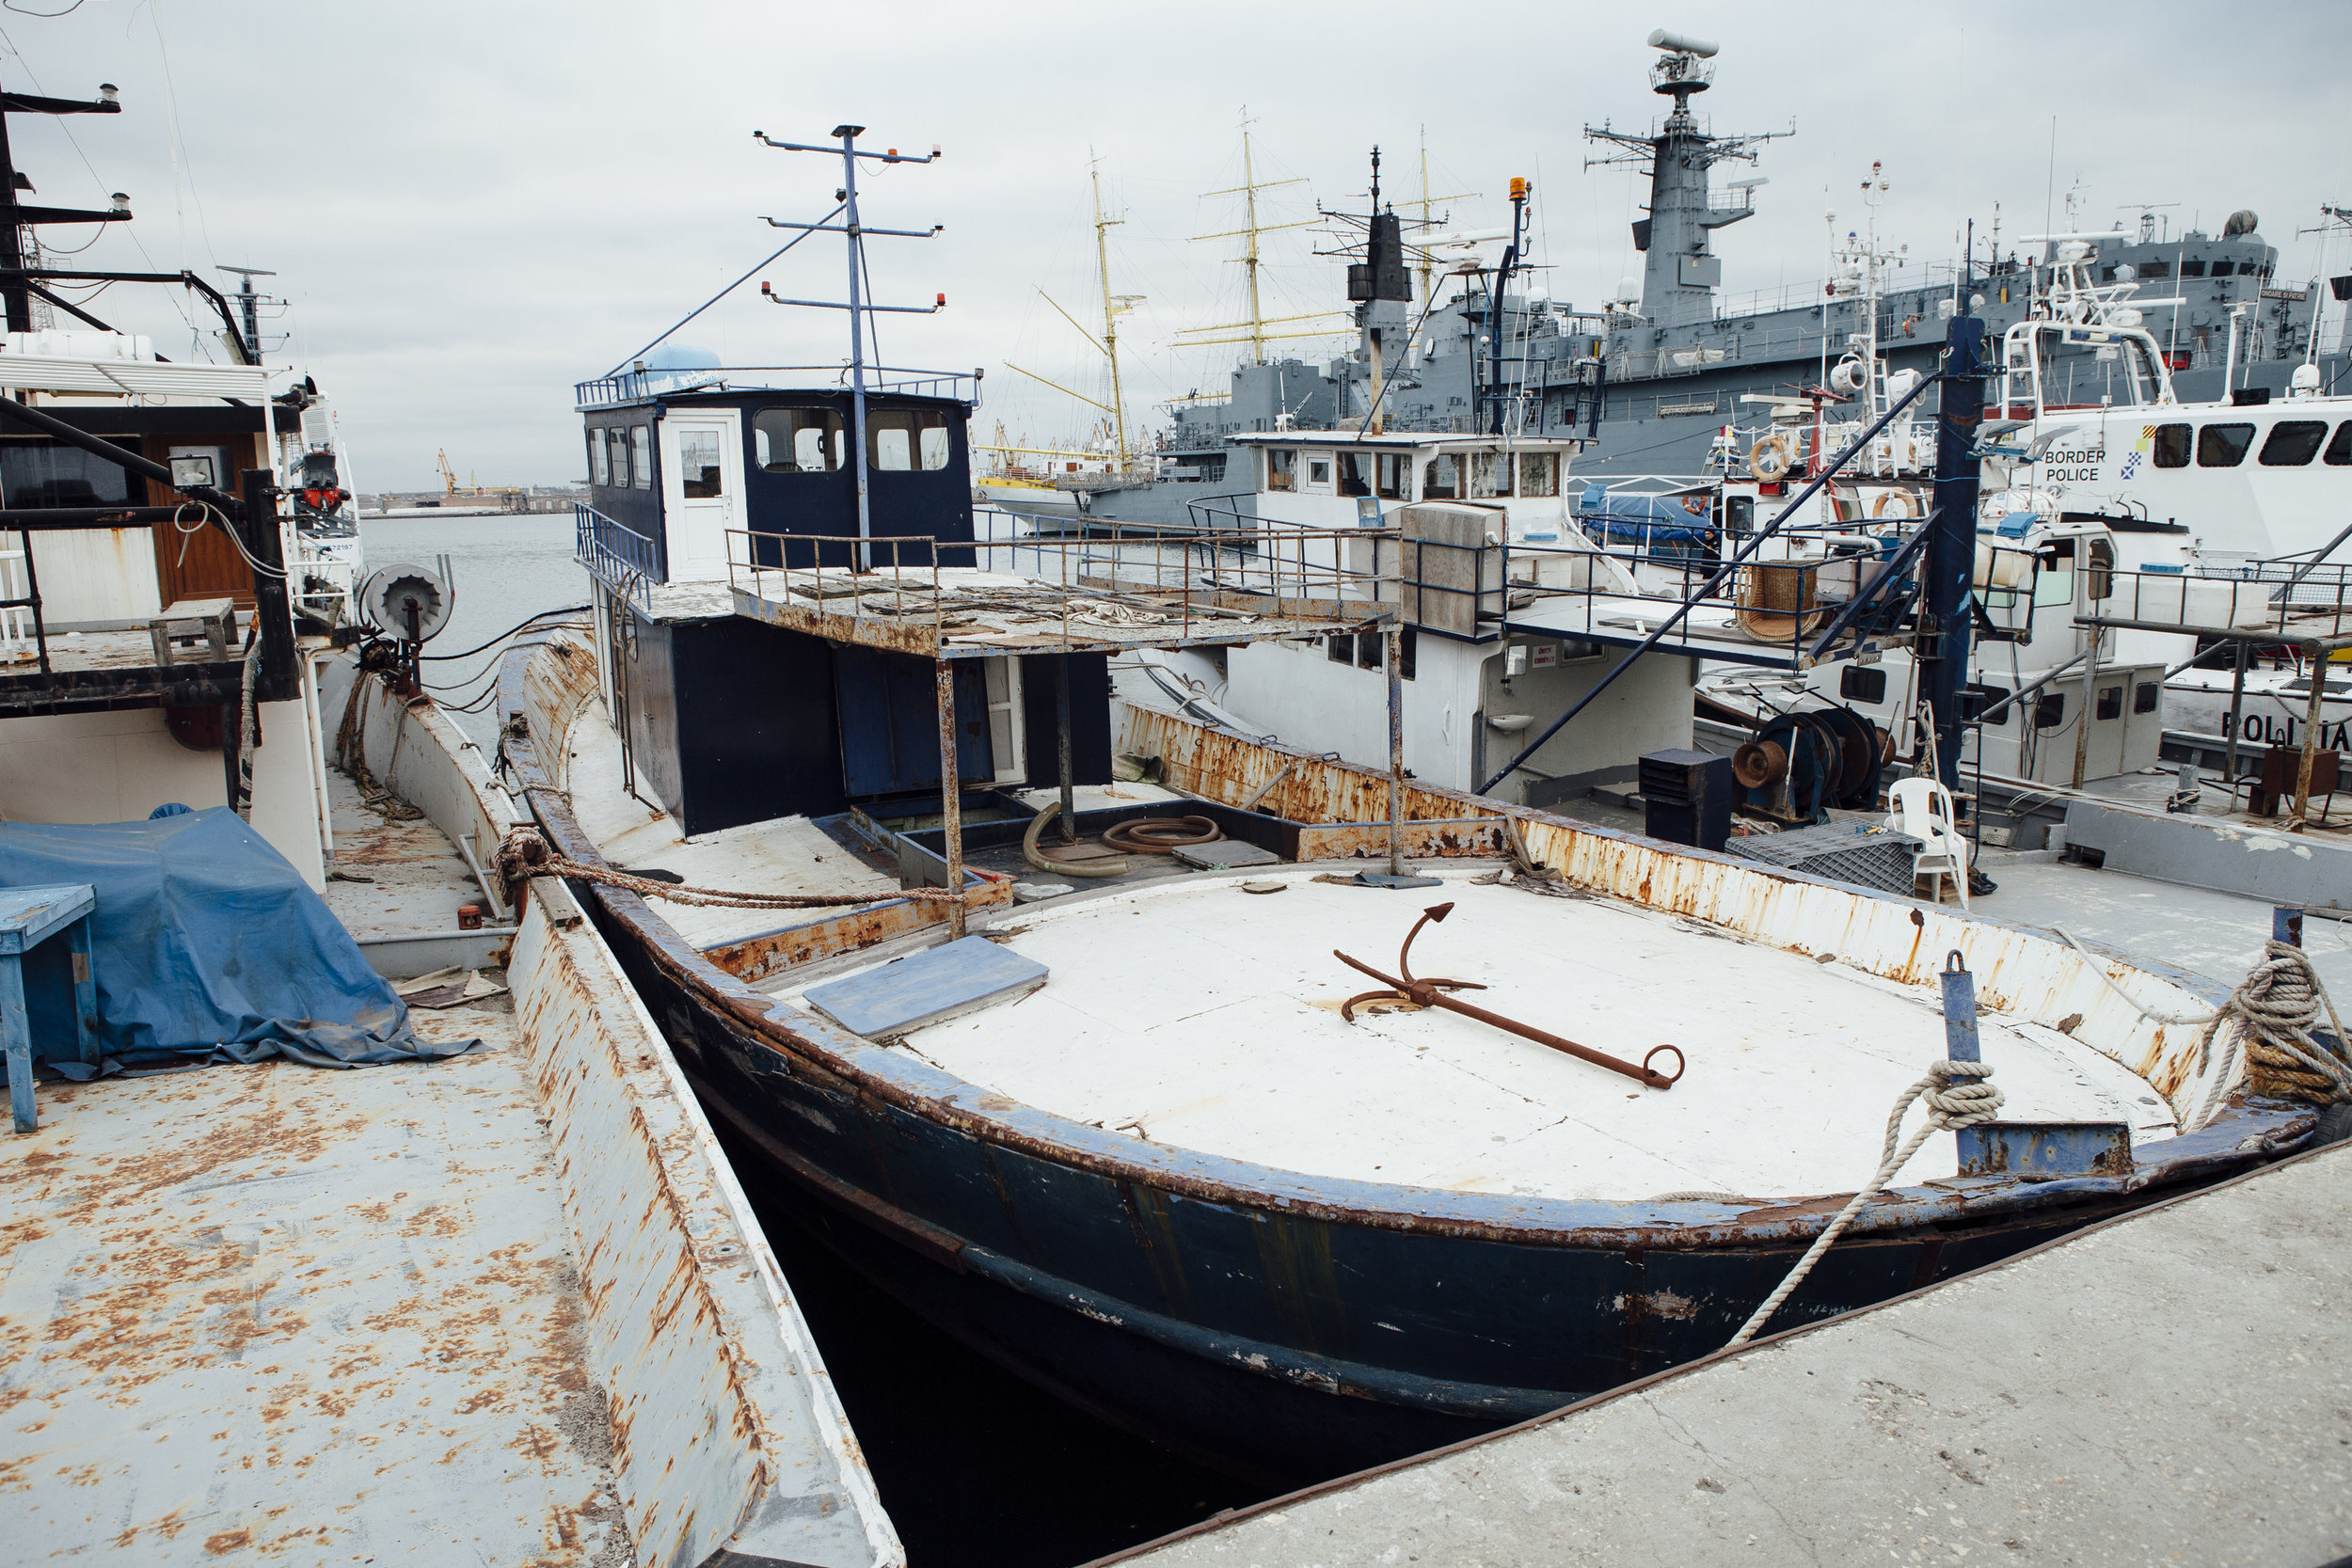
1101;816;1225;855
1022;800;1130;879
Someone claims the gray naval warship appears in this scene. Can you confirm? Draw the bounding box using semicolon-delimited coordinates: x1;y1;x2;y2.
1091;25;2345;515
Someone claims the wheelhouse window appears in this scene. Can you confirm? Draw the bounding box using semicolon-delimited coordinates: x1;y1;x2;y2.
1338;452;1373;498
2261;420;2328;466
587;428;610;486
678;429;723;499
1305;455;1333;491
1375;452;1410;500
0;442;135;508
868;408;951;472
2198;423;2255;467
2151;423;2190;468
631;425;652;489
1519;451;1559;498
755;407;845;472
1470;451;1513;499
2327;421;2352;467
1265;448;1296;492
1422;452;1459;499
606;427;632;487
2087;537;2114;601
2180;259;2206;278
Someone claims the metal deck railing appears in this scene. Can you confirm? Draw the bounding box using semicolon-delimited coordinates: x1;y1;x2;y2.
575;502;660;609
723;524;1395;658
573;364;981;410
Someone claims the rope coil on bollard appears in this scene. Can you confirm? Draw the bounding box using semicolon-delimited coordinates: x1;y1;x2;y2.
498;827;961;911
2190;938;2352;1131
1724;1057;2005;1350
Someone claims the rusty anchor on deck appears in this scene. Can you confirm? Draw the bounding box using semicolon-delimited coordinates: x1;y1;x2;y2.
1335;902;1687;1091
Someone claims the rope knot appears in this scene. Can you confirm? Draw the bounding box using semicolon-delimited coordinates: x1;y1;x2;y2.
2192;938;2352;1117
1922;1058;2005;1128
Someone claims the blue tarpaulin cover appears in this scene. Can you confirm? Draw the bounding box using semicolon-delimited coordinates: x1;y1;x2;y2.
0;806;470;1075
1576;482;1716;546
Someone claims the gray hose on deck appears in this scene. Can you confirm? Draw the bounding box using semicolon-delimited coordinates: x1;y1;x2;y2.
1022;800;1129;879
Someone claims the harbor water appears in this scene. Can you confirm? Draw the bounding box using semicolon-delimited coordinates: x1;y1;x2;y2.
361;510;1270;1567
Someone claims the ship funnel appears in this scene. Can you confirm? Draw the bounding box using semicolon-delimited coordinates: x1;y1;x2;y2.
1646;28;1719;56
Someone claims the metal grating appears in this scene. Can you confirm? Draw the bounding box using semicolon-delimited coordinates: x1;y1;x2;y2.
1722;819;1925;895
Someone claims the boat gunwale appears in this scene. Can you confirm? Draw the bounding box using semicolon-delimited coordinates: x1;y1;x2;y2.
493;622;2316;1253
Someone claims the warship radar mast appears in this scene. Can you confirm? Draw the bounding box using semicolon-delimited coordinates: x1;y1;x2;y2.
1585;30;1789;332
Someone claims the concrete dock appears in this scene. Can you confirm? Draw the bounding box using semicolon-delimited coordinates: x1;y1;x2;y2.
1105;1139;2352;1568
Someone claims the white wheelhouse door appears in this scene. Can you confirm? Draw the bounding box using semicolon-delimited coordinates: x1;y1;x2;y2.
660;410;743;582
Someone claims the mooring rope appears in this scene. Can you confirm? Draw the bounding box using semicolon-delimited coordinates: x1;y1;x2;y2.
1725;1058;2004;1350
2190;939;2352;1132
498;828;961;911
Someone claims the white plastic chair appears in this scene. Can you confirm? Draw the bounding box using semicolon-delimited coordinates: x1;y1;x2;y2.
1886;776;1971;911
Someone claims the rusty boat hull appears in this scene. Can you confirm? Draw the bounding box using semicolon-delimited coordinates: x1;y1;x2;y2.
498;628;2322;1488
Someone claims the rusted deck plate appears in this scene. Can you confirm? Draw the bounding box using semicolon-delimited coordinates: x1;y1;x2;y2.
1104;1139;2352;1568
0;1004;629;1563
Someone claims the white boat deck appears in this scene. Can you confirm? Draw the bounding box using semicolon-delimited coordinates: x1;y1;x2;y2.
1109;1139;2352;1568
0;1003;631;1563
783;869;2179;1201
561;701;898;951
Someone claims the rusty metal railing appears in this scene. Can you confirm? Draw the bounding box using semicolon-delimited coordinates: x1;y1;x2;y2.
723;522;1398;655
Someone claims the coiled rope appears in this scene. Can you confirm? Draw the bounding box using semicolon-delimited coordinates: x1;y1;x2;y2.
2053;927;2350;1132
498;827;961;911
1725;1058;2005;1349
2190;939;2352;1132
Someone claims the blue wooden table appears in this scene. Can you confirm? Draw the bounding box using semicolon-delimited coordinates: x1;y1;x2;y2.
0;883;99;1133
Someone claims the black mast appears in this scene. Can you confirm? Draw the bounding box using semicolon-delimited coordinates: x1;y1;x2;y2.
0;75;129;335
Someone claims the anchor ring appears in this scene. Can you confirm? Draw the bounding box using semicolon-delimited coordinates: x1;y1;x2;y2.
1643;1044;1687;1087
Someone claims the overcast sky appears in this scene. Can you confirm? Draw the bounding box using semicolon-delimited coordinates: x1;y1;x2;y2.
3;0;2346;490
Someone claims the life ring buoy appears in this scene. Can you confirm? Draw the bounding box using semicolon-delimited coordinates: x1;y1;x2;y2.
1748;431;1795;482
1871;489;1921;520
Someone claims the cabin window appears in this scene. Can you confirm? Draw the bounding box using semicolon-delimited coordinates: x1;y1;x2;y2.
2261;420;2328;466
2033;564;2074;610
1470;451;1512;499
755;408;845;472
1376;452;1410;499
1839;665;1886;705
2327;422;2352;467
2151;423;2190;467
1265;448;1296;492
1338;452;1373;498
1723;495;1755;535
0;442;135;508
2134;682;2160;715
1519;451;1559;498
1306;456;1333;490
587;428;610;486
606;428;632;488
1326;633;1352;664
868;409;952;472
2087;537;2114;601
631;425;653;489
678;429;723;499
2034;694;2065;730
1399;626;1416;680
2095;684;2122;721
2137;261;2169;279
1355;632;1380;672
2198;423;2255;467
2180;259;2206;278
1422;452;1459;499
